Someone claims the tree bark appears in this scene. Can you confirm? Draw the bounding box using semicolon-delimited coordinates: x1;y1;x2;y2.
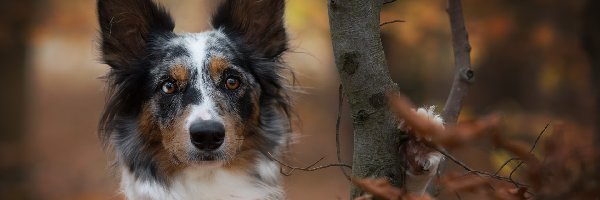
327;0;403;197
0;0;33;199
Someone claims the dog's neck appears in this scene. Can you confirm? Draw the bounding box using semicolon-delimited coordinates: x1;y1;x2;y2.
120;156;283;200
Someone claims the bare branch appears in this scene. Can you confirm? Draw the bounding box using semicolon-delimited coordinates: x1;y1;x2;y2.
426;140;532;189
454;191;462;200
336;84;352;181
442;0;475;124
494;158;520;176
266;152;352;176
380;20;405;27
529;123;550;153
429;145;471;172
507;123;550;183
383;0;396;5
494;123;550;176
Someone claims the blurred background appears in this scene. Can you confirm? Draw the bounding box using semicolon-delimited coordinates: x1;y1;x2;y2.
0;0;597;199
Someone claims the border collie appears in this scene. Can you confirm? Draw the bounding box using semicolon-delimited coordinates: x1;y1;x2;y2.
97;0;291;199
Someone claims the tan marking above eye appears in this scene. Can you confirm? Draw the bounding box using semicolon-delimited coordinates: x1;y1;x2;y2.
170;64;189;81
209;57;229;80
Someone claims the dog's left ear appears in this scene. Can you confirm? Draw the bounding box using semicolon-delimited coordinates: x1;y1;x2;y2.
212;0;287;59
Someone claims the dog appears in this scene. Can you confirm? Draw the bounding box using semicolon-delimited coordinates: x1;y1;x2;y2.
97;0;291;199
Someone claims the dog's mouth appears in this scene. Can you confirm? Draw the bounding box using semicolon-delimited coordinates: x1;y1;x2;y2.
192;160;224;168
195;153;219;161
188;151;228;165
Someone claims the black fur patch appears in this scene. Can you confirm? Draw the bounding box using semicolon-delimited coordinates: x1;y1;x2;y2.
212;0;288;59
97;0;174;68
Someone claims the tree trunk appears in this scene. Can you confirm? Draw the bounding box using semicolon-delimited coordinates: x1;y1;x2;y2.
327;0;403;197
0;0;33;199
582;0;600;190
582;0;600;147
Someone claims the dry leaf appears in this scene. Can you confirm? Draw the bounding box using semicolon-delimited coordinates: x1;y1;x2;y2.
353;178;404;200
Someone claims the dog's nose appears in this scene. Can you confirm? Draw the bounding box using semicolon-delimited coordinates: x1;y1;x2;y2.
189;120;225;151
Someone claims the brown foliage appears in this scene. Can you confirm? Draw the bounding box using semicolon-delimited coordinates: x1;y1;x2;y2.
355;92;600;200
389;92;500;148
353;178;433;200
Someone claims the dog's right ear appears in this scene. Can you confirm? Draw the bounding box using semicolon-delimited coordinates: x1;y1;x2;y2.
97;0;174;68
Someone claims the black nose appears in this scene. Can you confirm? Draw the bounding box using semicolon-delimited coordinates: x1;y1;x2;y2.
189;120;225;151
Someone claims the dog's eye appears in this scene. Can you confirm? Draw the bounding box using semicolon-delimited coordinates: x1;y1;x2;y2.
161;81;177;94
225;77;241;90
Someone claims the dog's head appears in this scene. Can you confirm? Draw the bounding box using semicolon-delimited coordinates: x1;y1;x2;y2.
97;0;290;181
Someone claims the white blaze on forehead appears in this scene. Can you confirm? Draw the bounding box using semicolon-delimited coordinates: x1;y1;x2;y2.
178;32;224;127
179;32;210;68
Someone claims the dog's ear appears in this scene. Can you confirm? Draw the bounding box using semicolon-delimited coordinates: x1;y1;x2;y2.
212;0;287;59
97;0;174;68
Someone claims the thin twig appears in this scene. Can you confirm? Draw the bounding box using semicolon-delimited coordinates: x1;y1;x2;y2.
454;191;462;200
529;122;550;153
451;124;549;196
442;0;474;124
336;84;352;181
459;170;530;188
383;0;396;5
508;123;550;180
430;144;472;172
380;20;405;27
266;152;352;176
425;138;531;188
493;157;520;175
494;123;550;176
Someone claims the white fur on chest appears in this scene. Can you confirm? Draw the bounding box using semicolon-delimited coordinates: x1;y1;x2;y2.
120;160;282;200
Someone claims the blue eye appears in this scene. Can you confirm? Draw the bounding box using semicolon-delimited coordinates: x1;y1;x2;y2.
161;81;177;94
